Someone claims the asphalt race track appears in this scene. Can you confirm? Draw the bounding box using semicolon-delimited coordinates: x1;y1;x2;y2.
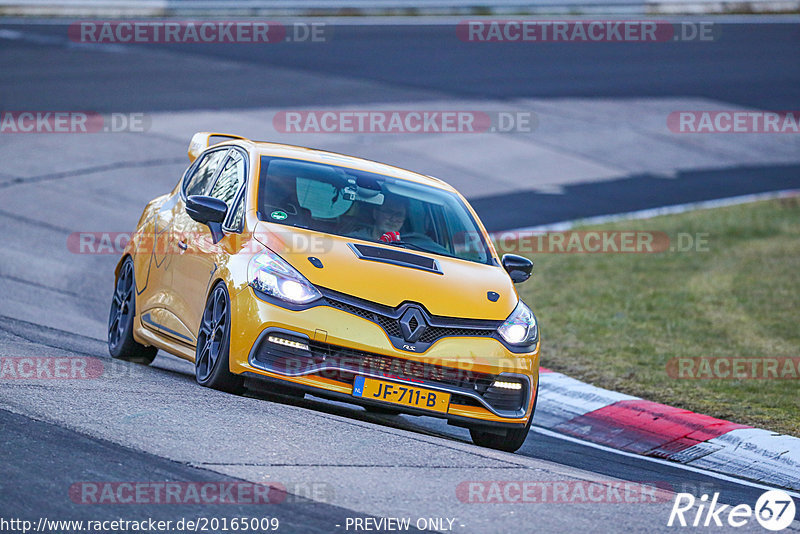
1;18;799;533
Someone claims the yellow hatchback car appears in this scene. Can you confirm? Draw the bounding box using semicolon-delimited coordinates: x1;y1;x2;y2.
109;132;539;452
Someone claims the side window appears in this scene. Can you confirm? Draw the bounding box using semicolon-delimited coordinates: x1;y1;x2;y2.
228;194;246;231
184;150;227;197
443;204;487;263
209;150;245;208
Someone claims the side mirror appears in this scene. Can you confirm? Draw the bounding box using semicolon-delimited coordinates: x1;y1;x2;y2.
186;195;227;224
186;195;227;243
502;254;533;283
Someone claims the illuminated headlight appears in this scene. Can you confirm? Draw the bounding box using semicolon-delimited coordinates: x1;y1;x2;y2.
491;380;523;390
267;335;309;351
248;249;321;305
497;300;538;346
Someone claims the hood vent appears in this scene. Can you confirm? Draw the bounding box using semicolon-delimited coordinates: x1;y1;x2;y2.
348;243;442;274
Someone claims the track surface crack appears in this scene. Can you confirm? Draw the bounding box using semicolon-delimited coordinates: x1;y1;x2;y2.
0;157;185;189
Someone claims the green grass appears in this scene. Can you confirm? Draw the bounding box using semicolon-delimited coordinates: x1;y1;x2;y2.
509;197;800;436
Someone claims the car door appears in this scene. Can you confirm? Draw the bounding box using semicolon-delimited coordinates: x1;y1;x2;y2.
170;148;248;343
135;187;183;334
140;148;229;345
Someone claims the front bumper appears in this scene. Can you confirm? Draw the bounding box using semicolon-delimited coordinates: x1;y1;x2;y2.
228;286;539;426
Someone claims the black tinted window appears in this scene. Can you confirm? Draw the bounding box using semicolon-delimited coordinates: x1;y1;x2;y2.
257;156;492;265
185;150;227;197
209;151;245;208
229;194;245;231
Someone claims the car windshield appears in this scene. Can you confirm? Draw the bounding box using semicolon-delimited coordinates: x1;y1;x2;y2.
257;156;493;265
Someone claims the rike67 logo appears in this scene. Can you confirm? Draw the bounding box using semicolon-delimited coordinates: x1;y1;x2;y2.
668;489;796;531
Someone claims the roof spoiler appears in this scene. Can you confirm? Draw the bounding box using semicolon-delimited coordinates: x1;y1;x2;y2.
188;132;247;162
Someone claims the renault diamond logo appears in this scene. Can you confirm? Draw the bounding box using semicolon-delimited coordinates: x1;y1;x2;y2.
399;307;427;343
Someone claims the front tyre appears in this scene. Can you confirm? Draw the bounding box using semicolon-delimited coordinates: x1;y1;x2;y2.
195;283;244;394
469;386;538;453
108;257;157;364
469;415;533;453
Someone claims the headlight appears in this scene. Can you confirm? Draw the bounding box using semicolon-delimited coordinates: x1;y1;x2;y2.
248;249;321;305
497;300;538;346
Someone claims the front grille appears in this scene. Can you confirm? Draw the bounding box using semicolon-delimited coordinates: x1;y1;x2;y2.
323;292;497;347
254;337;493;388
371;313;403;338
251;335;525;413
417;326;490;344
325;299;404;338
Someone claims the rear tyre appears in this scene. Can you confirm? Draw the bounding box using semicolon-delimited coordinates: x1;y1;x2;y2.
469;386;538;453
195;283;245;394
108;258;157;364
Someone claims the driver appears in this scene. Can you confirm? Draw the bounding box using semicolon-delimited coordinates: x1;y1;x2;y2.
351;194;407;242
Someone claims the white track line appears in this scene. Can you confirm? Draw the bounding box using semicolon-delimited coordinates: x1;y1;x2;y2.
493;188;800;235
533;426;800;498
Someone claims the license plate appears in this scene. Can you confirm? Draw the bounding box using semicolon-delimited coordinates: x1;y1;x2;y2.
352;376;450;414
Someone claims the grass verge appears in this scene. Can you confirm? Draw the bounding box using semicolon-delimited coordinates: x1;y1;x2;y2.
509;197;800;436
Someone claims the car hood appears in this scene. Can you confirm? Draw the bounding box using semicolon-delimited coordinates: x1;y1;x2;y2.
253;222;517;320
